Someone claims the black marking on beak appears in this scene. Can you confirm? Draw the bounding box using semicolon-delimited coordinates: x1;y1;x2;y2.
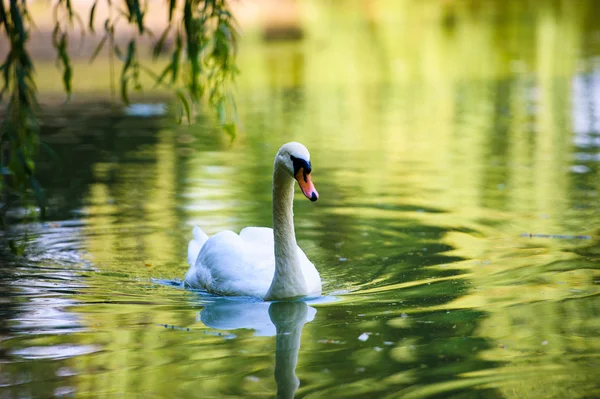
310;192;318;202
290;155;312;177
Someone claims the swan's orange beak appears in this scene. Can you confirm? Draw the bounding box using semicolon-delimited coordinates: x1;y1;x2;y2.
295;168;318;202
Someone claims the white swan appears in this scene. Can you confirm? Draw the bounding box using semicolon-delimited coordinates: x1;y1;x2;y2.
184;142;322;300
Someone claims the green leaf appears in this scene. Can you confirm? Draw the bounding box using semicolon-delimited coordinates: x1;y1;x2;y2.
223;123;236;141
168;0;176;22
0;0;9;35
63;66;72;100
0;55;11;100
122;40;135;76
129;0;144;34
121;76;129;104
56;33;72;97
170;34;182;84
65;0;74;21
9;0;25;40
175;90;191;124
154;63;173;87
89;1;98;32
90;34;107;62
113;43;123;59
52;24;61;48
152;25;171;60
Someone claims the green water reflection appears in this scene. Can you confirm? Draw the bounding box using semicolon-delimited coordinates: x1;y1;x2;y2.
1;0;599;398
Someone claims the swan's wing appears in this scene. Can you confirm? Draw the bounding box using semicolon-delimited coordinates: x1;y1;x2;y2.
239;227;274;247
187;230;274;297
239;227;275;265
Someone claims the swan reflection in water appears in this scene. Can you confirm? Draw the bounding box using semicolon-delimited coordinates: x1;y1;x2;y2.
200;299;317;398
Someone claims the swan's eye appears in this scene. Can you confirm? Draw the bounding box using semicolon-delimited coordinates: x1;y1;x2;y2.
290;155;311;175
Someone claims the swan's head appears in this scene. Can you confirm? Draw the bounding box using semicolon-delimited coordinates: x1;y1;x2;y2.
276;142;319;202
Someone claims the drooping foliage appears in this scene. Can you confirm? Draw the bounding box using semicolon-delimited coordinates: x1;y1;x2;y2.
0;0;239;224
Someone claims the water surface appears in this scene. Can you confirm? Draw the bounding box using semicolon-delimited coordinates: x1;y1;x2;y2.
1;1;599;398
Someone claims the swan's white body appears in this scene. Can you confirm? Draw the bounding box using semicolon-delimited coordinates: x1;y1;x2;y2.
184;225;321;298
184;142;322;300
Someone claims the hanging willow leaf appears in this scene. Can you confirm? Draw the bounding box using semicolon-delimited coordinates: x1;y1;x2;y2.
168;0;176;22
62;65;72;98
51;24;60;48
223;123;236;141
171;33;182;84
123;0;144;34
182;0;201;100
9;0;25;40
152;25;172;60
90;34;107;62
132;0;144;34
113;43;123;59
56;32;72;97
120;75;129;104
89;1;98;32
154;63;173;87
0;0;9;34
0;59;10;100
175;90;191;124
65;0;74;21
122;40;135;76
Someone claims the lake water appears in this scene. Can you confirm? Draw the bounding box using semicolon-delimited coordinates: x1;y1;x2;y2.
1;1;599;398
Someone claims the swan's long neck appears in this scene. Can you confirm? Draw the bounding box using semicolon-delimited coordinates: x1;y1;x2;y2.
265;163;307;300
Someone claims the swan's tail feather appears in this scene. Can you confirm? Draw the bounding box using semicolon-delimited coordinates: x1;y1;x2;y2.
188;225;209;266
193;225;209;243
